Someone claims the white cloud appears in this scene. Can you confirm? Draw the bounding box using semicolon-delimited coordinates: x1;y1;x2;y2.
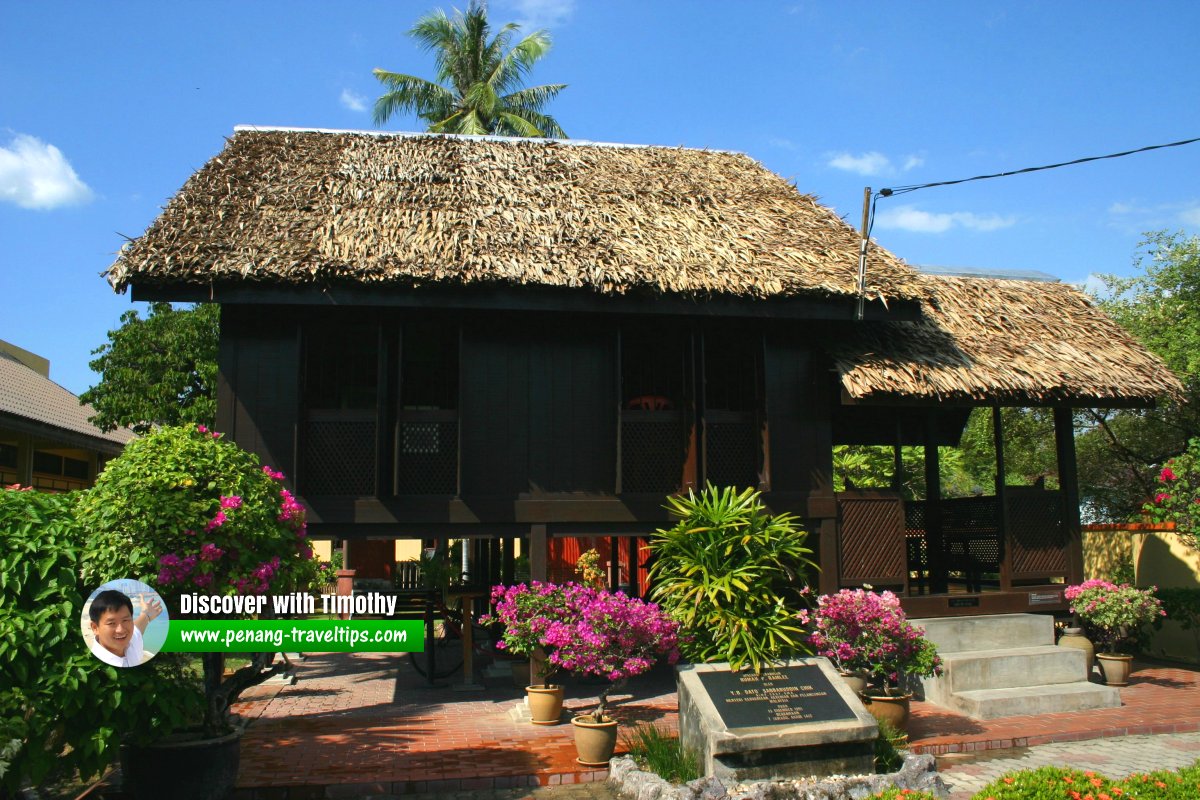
826;151;924;177
340;88;368;113
827;151;891;177
0;134;92;210
1106;198;1200;232
502;0;575;31
875;204;1017;234
1179;205;1200;226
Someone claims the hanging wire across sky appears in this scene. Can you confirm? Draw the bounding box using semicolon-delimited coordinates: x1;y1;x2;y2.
854;135;1200;319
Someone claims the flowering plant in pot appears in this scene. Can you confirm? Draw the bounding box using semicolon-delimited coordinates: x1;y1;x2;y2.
77;424;318;799
1066;579;1165;655
485;581;573;722
542;583;680;765
800;587;942;695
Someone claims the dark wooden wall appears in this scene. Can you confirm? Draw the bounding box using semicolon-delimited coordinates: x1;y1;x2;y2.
460;317;616;497
217;306;834;529
216;306;299;479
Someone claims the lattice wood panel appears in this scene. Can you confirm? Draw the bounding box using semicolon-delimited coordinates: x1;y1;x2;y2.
302;418;377;496
837;493;907;588
621;414;685;494
705;420;758;490
942;496;1002;574
1007;488;1068;578
396;420;458;495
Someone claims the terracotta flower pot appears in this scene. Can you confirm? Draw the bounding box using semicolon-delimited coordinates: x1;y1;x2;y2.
837;670;868;696
526;684;564;725
572;714;619;766
862;692;912;731
1096;653;1134;686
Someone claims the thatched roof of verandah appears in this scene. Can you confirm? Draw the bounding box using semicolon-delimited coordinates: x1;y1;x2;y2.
831;274;1186;406
105;127;924;303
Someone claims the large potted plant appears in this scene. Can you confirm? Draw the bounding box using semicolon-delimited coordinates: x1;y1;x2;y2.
540;583;680;766
78;424;318;800
485;581;572;724
802;588;941;730
647;485;815;672
1066;579;1165;686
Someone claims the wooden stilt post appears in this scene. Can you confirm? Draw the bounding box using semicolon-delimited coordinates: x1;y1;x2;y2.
994;406;1012;591
924;415;947;594
530;524;548;583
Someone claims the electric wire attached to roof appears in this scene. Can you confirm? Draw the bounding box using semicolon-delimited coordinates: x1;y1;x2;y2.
854;134;1200;320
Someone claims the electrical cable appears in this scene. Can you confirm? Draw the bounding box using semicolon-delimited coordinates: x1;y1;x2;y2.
879;135;1200;198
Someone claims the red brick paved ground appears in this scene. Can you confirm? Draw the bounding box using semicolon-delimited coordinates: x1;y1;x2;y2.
231;655;1200;796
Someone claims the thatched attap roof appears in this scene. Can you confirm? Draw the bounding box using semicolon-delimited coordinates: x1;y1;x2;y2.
831;274;1186;405
106;127;924;303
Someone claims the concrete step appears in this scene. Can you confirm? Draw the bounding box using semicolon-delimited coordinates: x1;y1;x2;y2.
949;682;1121;720
936;645;1088;695
913;613;1053;653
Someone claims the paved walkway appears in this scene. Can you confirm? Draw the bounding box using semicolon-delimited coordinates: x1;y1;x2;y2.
224;654;1200;799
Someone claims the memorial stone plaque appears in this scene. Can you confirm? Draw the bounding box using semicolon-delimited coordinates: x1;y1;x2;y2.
697;663;857;729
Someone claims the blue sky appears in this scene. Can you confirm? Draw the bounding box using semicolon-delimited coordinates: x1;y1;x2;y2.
3;1;1200;396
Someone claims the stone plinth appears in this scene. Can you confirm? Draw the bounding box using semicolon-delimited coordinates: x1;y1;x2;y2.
677;659;877;783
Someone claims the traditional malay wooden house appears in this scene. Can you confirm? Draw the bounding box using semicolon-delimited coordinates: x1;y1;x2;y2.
106;127;1183;617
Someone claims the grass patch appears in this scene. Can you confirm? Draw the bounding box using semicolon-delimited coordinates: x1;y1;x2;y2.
622;723;701;784
874;717;907;773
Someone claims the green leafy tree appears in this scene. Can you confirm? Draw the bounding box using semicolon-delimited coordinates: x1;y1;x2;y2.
372;2;567;137
1077;231;1200;520
648;486;815;672
81;302;219;435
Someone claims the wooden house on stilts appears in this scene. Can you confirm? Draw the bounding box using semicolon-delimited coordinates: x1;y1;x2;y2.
106;127;1183;618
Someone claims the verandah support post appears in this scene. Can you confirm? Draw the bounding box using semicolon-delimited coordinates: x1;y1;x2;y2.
924;414;947;594
994;405;1013;591
1054;407;1085;585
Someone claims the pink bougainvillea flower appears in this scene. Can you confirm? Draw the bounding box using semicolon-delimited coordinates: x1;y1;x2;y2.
1160;466;1177;482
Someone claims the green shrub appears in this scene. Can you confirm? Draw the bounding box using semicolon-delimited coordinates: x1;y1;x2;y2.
0;489;121;794
648;486;815;671
621;724;700;784
969;761;1200;799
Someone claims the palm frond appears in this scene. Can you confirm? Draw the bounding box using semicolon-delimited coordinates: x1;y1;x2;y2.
501;83;567;114
371;70;456;126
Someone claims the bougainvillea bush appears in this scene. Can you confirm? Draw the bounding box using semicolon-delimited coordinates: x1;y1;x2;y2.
800;588;942;692
1066;578;1165;654
486;582;680;720
1146;438;1200;550
78;423;318;736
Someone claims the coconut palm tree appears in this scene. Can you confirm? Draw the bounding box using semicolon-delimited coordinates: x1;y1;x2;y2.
372;2;567;138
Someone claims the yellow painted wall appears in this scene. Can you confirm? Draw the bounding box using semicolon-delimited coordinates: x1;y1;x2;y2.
1133;531;1200;664
1083;528;1134;582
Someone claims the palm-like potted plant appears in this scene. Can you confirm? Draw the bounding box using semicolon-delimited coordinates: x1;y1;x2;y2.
802;588;941;730
1066;579;1165;686
78;424;317;800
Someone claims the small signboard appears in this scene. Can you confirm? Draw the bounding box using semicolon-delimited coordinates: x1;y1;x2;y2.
949;597;980;608
1029;590;1062;606
696;664;856;729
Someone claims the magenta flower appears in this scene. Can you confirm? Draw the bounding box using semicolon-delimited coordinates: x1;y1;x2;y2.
1160;467;1177;482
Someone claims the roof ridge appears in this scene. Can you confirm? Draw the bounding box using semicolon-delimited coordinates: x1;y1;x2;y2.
230;125;747;156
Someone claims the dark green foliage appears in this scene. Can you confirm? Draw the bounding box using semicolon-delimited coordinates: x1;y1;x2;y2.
648;486;815;672
0;490;121;793
80;302;218;435
621;724;700;784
